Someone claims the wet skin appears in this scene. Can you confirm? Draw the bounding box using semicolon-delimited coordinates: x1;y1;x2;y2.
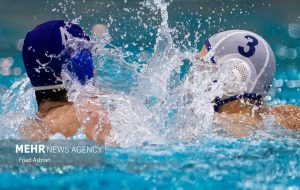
20;98;112;145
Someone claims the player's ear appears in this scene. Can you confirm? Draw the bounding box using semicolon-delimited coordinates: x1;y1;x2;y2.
196;45;208;60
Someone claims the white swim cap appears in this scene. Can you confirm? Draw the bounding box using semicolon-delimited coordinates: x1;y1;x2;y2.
203;30;276;97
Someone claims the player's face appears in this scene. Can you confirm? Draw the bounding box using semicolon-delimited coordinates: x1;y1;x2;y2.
193;44;219;83
196;45;208;60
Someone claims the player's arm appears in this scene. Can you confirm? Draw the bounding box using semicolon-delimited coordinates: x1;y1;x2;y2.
77;99;112;145
271;105;300;130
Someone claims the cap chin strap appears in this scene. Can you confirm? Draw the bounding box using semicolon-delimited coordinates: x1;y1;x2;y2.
213;93;262;112
34;84;64;91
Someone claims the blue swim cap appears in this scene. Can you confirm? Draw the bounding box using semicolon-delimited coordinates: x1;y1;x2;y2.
22;20;94;90
66;48;94;85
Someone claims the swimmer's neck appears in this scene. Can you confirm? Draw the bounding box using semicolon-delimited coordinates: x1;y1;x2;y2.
38;100;71;117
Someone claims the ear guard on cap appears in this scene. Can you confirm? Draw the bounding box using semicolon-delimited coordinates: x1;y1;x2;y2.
215;55;258;97
65;48;94;85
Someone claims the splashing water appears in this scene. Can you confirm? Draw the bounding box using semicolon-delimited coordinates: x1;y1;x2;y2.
0;77;36;139
1;0;299;146
1;0;300;189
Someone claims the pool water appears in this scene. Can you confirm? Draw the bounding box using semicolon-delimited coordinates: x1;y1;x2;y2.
1;0;300;189
1;138;300;189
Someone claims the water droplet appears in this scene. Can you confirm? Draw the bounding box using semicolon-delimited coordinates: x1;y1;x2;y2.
13;67;22;76
288;24;300;39
16;39;24;51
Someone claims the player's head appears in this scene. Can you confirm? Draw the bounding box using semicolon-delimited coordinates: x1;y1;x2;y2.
197;30;276;99
22;20;94;105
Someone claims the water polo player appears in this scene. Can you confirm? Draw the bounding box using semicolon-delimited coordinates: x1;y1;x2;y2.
20;20;111;144
196;30;300;135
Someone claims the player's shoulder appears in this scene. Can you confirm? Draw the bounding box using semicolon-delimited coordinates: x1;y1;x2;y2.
45;103;77;120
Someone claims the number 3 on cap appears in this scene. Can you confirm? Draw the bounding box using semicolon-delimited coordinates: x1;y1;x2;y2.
238;35;258;58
